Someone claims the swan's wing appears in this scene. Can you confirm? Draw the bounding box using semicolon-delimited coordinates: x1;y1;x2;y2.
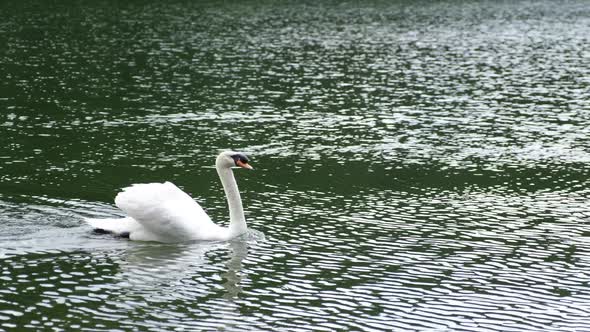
114;181;215;241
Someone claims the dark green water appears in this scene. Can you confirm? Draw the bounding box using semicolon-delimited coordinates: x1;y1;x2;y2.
1;0;590;330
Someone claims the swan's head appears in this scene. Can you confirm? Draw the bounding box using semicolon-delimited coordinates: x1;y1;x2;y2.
216;151;253;170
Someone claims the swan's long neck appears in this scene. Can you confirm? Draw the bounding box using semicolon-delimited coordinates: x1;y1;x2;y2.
217;165;247;238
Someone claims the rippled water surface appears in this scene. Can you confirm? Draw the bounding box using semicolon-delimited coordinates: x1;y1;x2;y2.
1;0;590;330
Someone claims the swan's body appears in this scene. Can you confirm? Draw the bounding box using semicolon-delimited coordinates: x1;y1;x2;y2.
86;151;252;243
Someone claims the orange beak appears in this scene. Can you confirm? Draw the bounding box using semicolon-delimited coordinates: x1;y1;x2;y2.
236;159;253;170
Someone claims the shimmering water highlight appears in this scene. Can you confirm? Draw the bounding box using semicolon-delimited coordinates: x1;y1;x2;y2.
1;0;589;331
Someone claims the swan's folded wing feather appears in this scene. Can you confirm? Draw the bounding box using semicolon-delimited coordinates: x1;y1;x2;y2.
114;182;215;241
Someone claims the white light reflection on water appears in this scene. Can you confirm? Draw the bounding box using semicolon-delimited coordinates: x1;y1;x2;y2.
1;0;590;331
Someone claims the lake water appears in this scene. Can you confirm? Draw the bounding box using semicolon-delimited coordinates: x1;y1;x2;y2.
1;0;590;330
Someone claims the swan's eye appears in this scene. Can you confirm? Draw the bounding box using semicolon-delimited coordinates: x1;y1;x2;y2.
231;153;252;169
231;153;249;165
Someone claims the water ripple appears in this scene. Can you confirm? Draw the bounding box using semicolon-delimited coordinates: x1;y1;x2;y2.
1;0;590;331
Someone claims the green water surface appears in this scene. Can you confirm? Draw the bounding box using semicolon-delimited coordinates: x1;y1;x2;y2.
1;0;590;331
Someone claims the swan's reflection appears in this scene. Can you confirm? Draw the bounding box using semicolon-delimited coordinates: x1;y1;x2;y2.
114;238;250;300
222;240;249;300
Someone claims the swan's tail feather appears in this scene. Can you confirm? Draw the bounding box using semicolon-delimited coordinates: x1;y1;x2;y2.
85;217;140;236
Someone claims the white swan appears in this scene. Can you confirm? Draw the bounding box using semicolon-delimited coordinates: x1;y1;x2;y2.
85;151;253;243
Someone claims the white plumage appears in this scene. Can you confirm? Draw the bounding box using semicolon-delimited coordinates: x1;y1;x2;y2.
85;151;253;243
